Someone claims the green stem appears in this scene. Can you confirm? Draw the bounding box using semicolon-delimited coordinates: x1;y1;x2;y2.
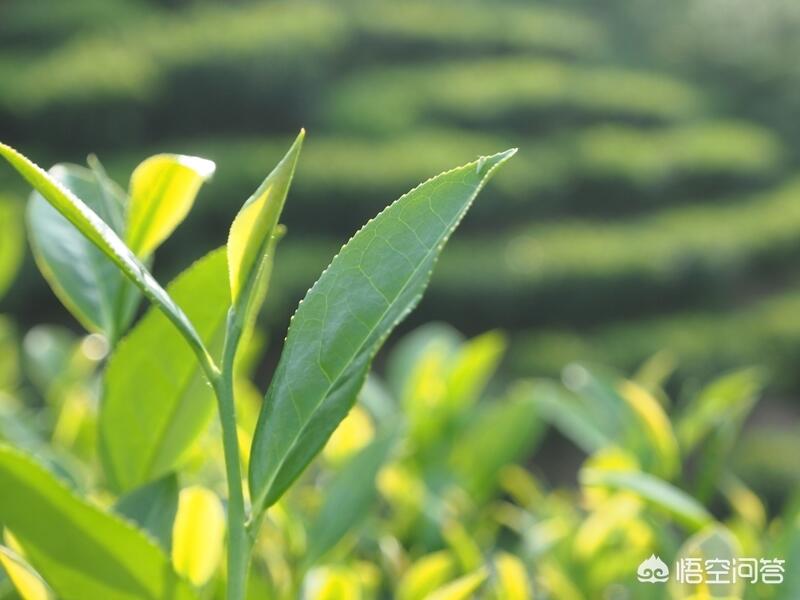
214;309;251;600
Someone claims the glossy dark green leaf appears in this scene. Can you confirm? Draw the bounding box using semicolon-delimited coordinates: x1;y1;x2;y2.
248;149;516;515
99;248;230;491
306;429;396;565
114;474;179;552
27;164;138;342
0;445;198;600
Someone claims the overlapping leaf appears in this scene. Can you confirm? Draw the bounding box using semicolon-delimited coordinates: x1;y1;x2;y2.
580;466;712;531
0;143;206;355
306;429;396;564
99;248;230;491
114;474;179;551
27;164;137;341
0;445;198;600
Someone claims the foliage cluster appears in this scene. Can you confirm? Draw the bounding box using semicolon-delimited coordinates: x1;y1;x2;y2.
0;186;796;597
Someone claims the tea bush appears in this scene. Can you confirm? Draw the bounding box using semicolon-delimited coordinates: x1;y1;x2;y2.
0;135;517;599
0;221;796;598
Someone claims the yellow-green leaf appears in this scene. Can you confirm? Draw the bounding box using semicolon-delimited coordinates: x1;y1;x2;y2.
0;545;54;600
581;465;712;531
444;330;506;412
306;430;396;565
425;568;488;600
171;486;225;587
126;154;215;257
492;552;531;600
306;566;362;600
619;380;680;479
398;551;456;600
99;249;229;491
0;445;199;600
227;131;303;317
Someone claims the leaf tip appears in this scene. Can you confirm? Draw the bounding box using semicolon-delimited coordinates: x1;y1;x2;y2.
175;155;216;180
289;128;306;158
475;147;517;178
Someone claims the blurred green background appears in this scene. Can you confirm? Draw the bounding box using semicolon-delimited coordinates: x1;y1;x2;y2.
5;1;800;597
3;0;800;455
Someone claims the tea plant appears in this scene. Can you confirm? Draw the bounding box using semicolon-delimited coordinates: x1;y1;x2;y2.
0;209;796;599
0;135;515;599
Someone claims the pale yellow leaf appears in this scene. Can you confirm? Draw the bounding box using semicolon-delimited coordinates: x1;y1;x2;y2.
171;486;225;586
126;154;215;257
0;545;53;600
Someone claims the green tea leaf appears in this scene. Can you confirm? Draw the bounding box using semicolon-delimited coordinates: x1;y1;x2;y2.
126;154;215;258
387;323;462;402
27;164;138;341
618;379;680;479
397;551;456;600
306;429;396;565
100;248;230;491
677;368;765;453
426;568;488;600
0;445;198;600
227;131;303;322
491;552;530;600
0;198;24;302
0;143;208;363
531;381;610;454
248;148;516;515
114;474;179;552
580;467;712;531
390;326;505;450
450;387;542;502
443;330;506;412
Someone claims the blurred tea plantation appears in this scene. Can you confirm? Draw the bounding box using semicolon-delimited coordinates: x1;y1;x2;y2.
3;0;800;598
5;0;800;391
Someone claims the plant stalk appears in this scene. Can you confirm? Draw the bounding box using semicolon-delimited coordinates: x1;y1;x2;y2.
213;310;251;600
